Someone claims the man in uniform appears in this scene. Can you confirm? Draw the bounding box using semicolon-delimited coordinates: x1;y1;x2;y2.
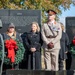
41;9;62;71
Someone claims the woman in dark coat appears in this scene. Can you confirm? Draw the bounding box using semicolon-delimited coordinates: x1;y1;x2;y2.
59;23;69;70
25;22;42;70
2;23;23;70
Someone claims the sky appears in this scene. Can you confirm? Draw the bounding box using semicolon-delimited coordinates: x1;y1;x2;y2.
59;4;75;26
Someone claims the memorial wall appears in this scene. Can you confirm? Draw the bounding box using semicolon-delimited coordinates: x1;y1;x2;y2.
0;10;41;33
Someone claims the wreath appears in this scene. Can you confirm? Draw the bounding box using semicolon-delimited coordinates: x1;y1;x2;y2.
70;38;75;55
0;38;25;64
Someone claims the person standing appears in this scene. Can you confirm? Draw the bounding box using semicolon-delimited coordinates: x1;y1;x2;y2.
24;22;42;70
59;23;69;70
41;9;62;71
2;23;24;70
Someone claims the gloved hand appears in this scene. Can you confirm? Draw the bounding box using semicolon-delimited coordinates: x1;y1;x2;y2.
47;42;54;49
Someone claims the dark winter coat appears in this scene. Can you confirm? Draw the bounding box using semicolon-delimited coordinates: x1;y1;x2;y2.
24;31;42;70
2;32;22;42
59;31;69;60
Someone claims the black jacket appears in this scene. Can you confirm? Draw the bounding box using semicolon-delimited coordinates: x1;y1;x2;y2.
2;32;22;42
24;31;43;69
59;31;69;60
25;31;42;52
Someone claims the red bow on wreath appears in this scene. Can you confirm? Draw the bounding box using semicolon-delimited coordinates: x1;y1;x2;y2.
5;39;18;63
72;37;75;46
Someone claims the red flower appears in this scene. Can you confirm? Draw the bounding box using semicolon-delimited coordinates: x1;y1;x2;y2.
5;39;18;63
72;39;75;46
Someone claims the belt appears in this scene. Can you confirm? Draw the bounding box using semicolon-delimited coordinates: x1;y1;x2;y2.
46;35;56;38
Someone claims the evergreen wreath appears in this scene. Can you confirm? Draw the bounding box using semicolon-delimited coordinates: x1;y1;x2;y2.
0;39;25;64
70;38;75;55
